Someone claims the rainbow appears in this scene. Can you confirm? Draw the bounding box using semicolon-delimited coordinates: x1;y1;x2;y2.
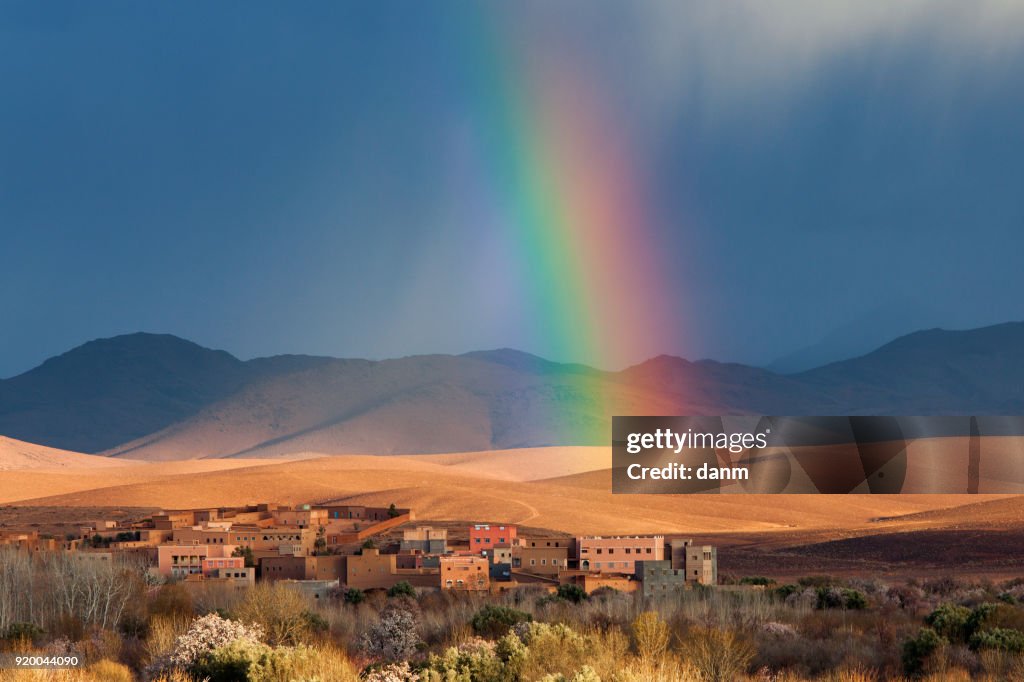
448;12;686;439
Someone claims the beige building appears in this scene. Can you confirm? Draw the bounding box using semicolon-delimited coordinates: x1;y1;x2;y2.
263;555;346;582
577;536;664;574
346;549;398;590
440;555;489;591
515;538;570;576
272;506;329;529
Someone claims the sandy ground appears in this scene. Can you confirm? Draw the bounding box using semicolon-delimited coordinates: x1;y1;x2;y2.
1;439;1018;539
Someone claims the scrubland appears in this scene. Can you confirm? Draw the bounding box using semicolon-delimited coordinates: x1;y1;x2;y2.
2;548;1024;681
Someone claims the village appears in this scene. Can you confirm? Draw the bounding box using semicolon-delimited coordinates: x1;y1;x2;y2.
0;502;718;599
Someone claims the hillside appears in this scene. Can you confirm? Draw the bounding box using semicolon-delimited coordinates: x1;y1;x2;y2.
0;446;1012;539
0;322;1022;459
0;435;128;471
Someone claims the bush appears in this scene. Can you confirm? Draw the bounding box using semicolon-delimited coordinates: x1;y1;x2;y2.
682;627;755;682
426;639;503;681
235;582;312;645
774;584;800;600
969;627;1024;653
926;603;972;643
555;583;587;604
3;622;44;642
903;627;947;677
739;576;775;586
344;587;366;605
361;607;421;662
193;638;274;682
168;612;265;670
471;605;532;639
631;611;669;662
388;581;417;598
815;586;867;610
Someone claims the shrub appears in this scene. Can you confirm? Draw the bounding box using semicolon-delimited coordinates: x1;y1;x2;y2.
969;627;1024;653
3;622;44;642
632;611;669;662
471;605;532;639
235;582;312;645
774;584;800;600
426;639;503;681
815;586;867;610
926;603;972;643
344;587;366;605
168;612;265;670
304;609;330;636
682;627;755;682
902;627;947;677
388;581;417;598
555;584;587;604
361;607;421;662
366;661;421;681
739;576;775;586
193;637;274;682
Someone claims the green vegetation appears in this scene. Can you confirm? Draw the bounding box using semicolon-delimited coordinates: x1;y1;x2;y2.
387;581;417;598
471;605;532;638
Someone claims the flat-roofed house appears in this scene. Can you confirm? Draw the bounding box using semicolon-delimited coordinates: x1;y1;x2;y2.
440;555;489;591
577;536;664;574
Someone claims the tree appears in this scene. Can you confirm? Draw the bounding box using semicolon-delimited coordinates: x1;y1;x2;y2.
387;503;400;518
387;581;416;598
231;545;255;568
471;605;531;638
344;588;365;605
903;627;947;676
235;583;311;646
360;606;420;661
632;612;670;662
556;583;587;604
313;526;328;556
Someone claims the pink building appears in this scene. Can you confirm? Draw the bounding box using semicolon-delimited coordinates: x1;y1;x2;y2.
156;544;243;580
577;536;664;574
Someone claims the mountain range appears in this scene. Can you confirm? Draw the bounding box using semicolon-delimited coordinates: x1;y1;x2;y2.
1;322;1022;459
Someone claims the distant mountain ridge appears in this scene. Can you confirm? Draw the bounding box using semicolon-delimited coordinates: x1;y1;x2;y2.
1;322;1022;459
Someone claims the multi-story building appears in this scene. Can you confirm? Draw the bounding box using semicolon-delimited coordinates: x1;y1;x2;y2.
515;537;573;575
666;538;717;585
469;524;517;549
156;544;243;580
635;560;687;596
577;536;664;574
440;555;489;591
173;525;315;555
400;526;448;554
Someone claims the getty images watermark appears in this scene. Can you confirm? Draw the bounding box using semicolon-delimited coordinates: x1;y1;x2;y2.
612;416;1024;494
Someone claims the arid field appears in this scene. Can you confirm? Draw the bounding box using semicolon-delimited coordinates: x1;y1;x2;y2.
3;436;1023;581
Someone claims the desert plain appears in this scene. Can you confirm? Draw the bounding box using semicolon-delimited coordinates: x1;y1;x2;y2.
1;435;1022;581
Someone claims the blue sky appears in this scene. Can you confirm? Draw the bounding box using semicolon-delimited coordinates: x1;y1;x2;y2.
2;2;1023;377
